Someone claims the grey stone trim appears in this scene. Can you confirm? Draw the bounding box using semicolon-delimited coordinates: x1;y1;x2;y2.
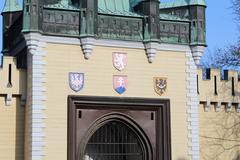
24;33;47;160
5;93;12;106
95;39;145;49
215;101;221;112
226;102;232;112
41;35;81;45
40;35;192;52
186;51;200;160
204;100;211;112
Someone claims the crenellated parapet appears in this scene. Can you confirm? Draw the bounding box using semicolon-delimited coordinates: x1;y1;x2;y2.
0;56;27;106
197;68;240;112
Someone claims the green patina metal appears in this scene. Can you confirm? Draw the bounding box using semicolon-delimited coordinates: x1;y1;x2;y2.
160;0;206;9
130;0;144;8
160;14;189;22
98;0;142;17
44;0;79;11
2;0;22;13
15;0;206;45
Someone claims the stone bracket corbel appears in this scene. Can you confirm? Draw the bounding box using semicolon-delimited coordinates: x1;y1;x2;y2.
236;103;240;113
20;95;26;107
190;46;206;66
80;37;95;59
204;100;211;112
24;33;41;55
5;94;12;106
144;42;158;63
225;102;232;112
215;101;221;112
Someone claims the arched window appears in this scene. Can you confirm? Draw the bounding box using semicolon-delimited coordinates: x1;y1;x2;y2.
84;120;145;160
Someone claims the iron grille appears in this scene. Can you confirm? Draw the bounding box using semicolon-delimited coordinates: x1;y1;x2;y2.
84;121;144;160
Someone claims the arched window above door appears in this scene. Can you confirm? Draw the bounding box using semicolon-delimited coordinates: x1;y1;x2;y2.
84;120;144;160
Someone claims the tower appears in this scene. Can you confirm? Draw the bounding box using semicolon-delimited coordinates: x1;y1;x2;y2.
22;0;43;32
79;0;98;59
1;0;22;54
134;0;160;63
189;0;207;65
134;0;160;41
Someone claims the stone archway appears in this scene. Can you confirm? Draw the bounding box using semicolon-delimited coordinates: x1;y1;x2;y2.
68;96;171;160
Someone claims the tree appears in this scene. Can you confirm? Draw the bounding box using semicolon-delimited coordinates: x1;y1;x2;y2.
200;1;240;159
215;42;240;67
233;0;240;20
201;0;240;69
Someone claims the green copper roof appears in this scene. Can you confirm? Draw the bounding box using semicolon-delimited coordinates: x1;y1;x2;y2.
44;0;79;11
98;0;142;17
130;0;144;7
2;0;22;13
160;0;206;9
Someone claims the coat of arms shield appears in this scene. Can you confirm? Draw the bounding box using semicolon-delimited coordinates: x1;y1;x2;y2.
69;72;84;92
112;52;127;71
113;75;128;94
154;77;167;96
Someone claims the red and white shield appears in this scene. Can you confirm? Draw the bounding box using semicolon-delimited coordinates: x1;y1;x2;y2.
112;52;127;71
69;72;84;92
113;75;128;94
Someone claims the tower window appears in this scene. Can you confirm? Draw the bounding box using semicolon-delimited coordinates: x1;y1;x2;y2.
193;21;196;27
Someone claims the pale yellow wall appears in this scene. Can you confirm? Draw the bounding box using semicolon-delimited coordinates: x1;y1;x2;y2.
198;68;240;160
0;57;26;160
44;43;189;160
199;104;240;160
0;97;25;160
198;69;240;103
0;56;27;96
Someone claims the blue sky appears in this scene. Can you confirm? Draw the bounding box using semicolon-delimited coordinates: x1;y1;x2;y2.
0;0;239;64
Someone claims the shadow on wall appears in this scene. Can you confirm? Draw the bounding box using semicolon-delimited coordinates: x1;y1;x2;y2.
234;154;240;160
15;58;26;160
15;98;25;160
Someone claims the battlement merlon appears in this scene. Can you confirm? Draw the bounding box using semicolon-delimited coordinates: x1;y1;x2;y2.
197;68;240;112
0;56;27;106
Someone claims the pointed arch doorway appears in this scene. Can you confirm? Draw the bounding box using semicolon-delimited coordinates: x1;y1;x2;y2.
68;96;171;160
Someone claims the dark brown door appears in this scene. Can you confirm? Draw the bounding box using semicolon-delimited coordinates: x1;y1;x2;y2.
68;96;171;160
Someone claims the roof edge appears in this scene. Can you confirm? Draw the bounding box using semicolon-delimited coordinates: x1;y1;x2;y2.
2;0;22;13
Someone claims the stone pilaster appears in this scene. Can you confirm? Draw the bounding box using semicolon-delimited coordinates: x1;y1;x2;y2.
186;51;200;160
24;33;47;160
